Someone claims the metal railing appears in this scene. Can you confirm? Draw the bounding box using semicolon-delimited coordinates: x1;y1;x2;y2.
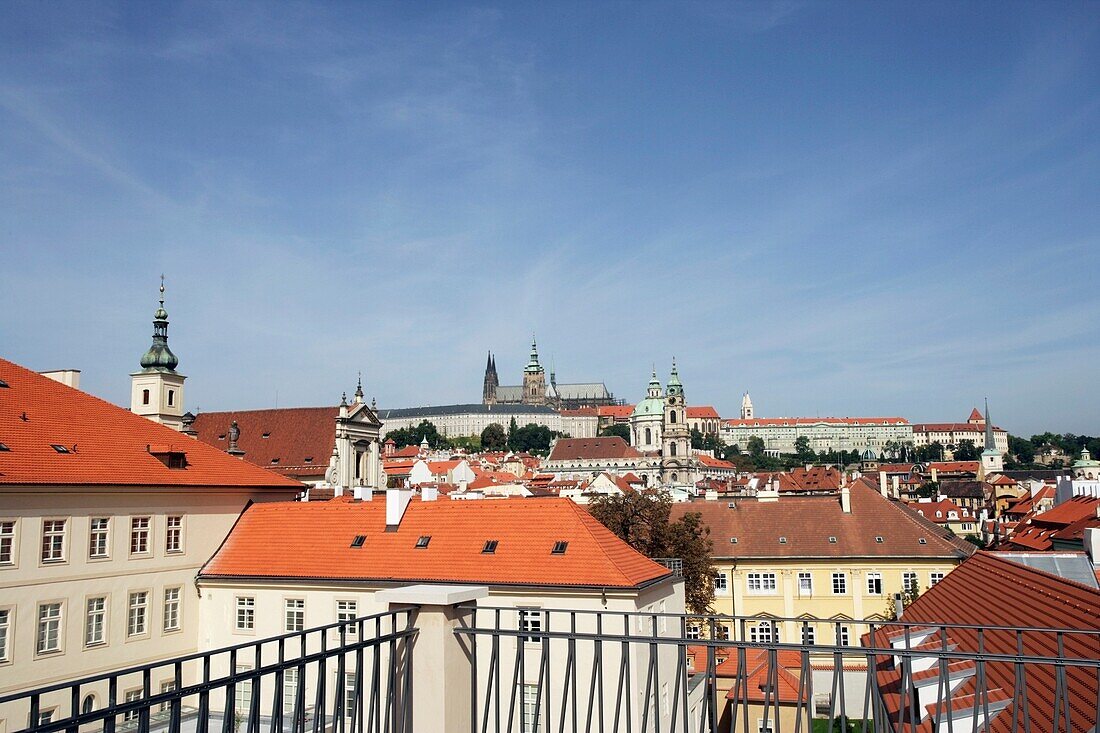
4;607;1098;733
0;608;416;733
455;607;1100;733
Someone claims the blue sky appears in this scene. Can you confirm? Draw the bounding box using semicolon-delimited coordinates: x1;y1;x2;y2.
1;1;1098;436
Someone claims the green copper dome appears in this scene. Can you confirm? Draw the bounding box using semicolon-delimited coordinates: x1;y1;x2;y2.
524;338;544;374
139;282;179;372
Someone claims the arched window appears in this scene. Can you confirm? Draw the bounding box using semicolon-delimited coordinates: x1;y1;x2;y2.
82;695;95;715
645;428;652;444
142;389;150;405
671;472;678;482
670;443;677;457
670;411;677;424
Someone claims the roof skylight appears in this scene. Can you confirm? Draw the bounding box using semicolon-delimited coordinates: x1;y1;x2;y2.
350;535;366;548
482;540;498;554
415;535;431;549
50;444;70;454
551;540;569;554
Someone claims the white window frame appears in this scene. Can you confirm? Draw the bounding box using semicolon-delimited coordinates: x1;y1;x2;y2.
336;600;358;635
0;607;12;662
234;666;252;714
831;572;847;595
123;690;142;722
521;683;542;732
801;625;815;645
130;517;151;556
519;608;542;644
903;572;919;593
85;596;107;647
37;602;63;654
797;572;813;595
163;587;182;632
285;599;305;633
746;572;778;595
929;572;945;586
713;572;729;595
236;596;255;632
836;626;851;646
41;519;66;564
165;516;183;554
283;667;300;714
127;591;149;637
89;517;110;559
866;572;883;596
748;621;778;644
686;623;701;640
343;672;358;718
1;519;16;566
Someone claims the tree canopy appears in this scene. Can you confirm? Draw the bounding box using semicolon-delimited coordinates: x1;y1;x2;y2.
588;491;715;614
386;420;449;449
600;423;632;442
480;423;507;451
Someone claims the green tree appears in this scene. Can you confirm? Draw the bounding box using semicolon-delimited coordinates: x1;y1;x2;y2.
690;427;705;450
509;423;560;455
747;436;766;459
600;423;632;442
480;423;508;451
793;436;813;460
1008;435;1035;465
917;480;939;499
952;439;979;461
588;492;716;614
387;420;449;449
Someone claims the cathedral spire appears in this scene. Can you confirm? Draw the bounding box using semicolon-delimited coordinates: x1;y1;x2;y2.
139;275;179;372
983;398;995;448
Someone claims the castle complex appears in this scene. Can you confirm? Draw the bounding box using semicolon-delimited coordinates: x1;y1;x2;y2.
481;338;620;409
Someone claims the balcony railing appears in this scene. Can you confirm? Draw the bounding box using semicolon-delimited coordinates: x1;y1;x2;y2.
2;605;1097;733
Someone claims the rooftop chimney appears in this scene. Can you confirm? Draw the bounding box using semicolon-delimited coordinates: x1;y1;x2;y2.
39;369;81;389
757;489;780;502
422;486;439;502
1085;527;1100;563
840;485;852;513
879;470;888;497
386;488;413;529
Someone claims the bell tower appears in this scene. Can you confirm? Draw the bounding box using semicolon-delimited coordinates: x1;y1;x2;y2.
522;337;546;406
979;398;1003;477
130;277;186;430
482;351;499;405
661;359;692;484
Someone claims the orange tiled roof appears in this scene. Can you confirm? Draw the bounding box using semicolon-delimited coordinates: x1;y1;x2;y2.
696;454;736;469
686;406;721;419
869;553;1100;733
547;436;641;461
0;357;301;490
191;406;342;477
671;480;974;559
200;497;671;589
778;466;842;492
597;405;634;419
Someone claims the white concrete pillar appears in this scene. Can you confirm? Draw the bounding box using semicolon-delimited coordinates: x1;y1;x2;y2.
375;585;488;733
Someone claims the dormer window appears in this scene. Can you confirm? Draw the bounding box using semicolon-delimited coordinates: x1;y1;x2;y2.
828;536;837;544
875;536;884;544
918;538;928;544
270;458;280;465
415;536;431;549
551;540;569;555
779;537;788;544
148;445;187;469
262;433;270;439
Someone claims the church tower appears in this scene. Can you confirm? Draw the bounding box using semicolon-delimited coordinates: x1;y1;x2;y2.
522;338;546;406
740;392;754;420
482;351;499;405
130;278;186;431
661;360;692;484
979;398;1003;477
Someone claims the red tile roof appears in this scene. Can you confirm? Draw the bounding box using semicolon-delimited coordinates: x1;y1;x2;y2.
597;405;634;419
200;497;671;589
686;406;721;420
869;552;1100;733
696;454;736;469
968;407;984;421
906;499;975;524
547;436;641;461
670;481;974;560
927;461;980;474
560;407;598;417
191;406;337;478
777;466;843;492
913;423;1005;433
0;357;301;490
686;647;807;703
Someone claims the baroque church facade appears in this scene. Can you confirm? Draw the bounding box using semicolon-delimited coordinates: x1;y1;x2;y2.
482;339;620;409
628;361;700;485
